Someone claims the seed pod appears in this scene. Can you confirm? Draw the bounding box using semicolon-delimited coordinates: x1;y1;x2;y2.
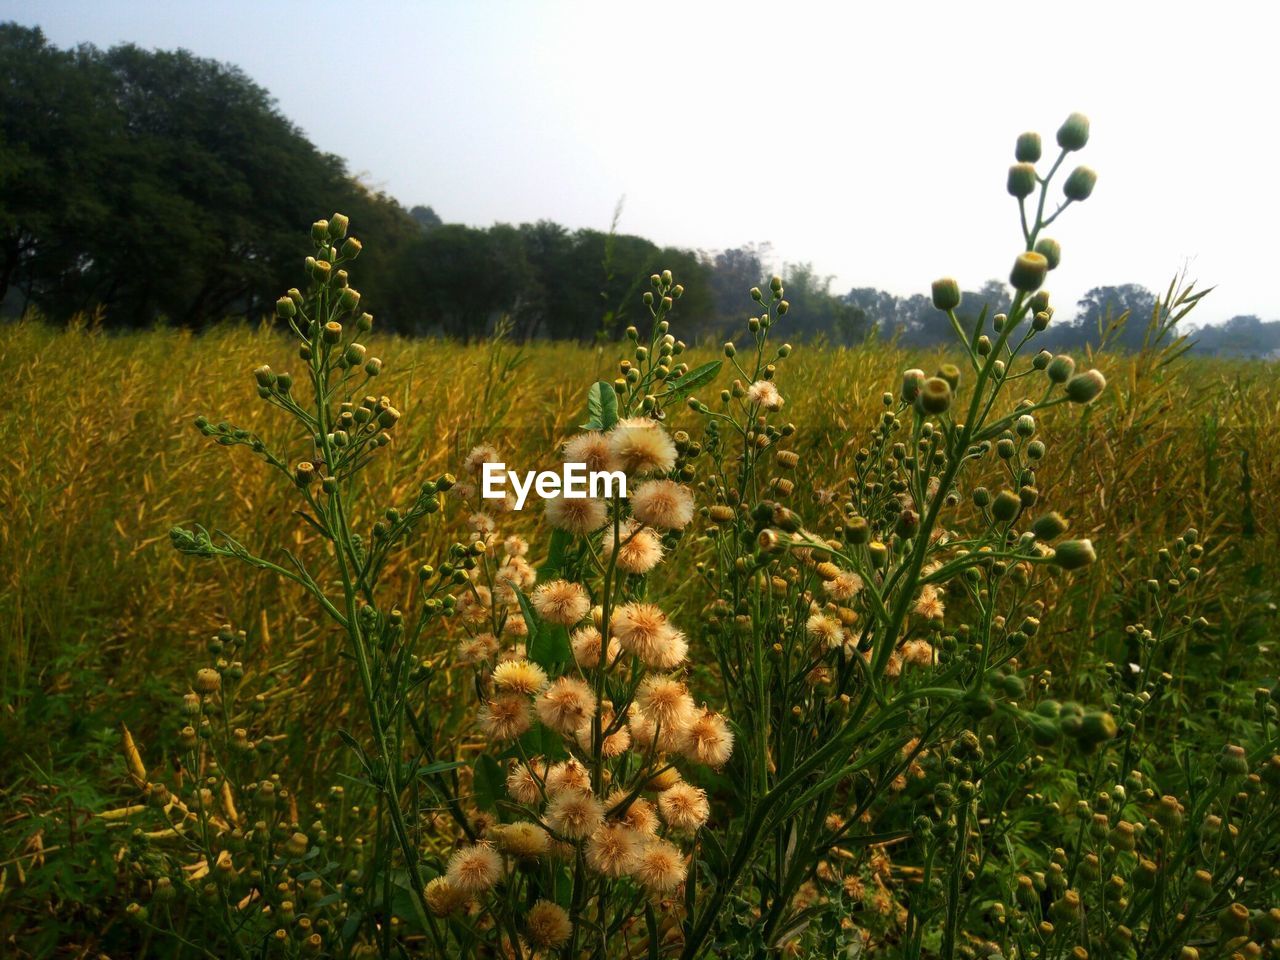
1015;131;1042;163
931;278;961;312
1056;112;1090;151
1063;166;1097;201
1007;163;1038;199
1010;252;1049;292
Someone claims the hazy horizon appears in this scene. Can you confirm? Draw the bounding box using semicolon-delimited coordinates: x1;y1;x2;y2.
7;0;1274;326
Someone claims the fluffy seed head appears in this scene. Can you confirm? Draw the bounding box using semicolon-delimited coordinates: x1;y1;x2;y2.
570;625;621;669
823;570;864;601
747;380;784;411
601;519;664;574
535;677;597;734
562;431;616;473
635;675;697;734
445;843;503;893
632;838;687;893
545;495;609;536
425;876;469;916
526;900;572;948
545;758;592;796
658;782;710;833
530;579;591;626
494;821;551;858
506;761;545;805
464;444;501;475
491;659;549;696
478;693;533;742
457;632;500;665
545;791;603;840
682;708;735;768
612;602;688;669
806;613;845;650
609;418;677;477
585;822;642;877
575;706;632;757
631;480;695;531
606;789;658;836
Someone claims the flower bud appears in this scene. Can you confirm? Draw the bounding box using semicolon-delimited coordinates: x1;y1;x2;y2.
1053;539;1096;571
276;296;297;319
328;213;349;238
1034;237;1061;270
1032;512;1069;540
992;490;1021;522
364;358;382;377
931;278;961;311
341;237;362;259
916;377;952;415
311;220;330;243
1007;163;1038;199
1056;112;1090;151
1047;354;1076;384
1015;131;1042;163
1066;369;1106;404
901;368;925;403
1010;252;1049;292
323;321;342;344
1063;166;1097;201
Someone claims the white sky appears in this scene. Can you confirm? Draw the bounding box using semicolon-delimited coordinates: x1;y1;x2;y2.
9;0;1276;324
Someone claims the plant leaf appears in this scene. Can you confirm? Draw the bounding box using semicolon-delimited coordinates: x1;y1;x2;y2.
580;380;619;430
661;360;722;401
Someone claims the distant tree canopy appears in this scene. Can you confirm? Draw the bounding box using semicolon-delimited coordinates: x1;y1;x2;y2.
2;24;1273;351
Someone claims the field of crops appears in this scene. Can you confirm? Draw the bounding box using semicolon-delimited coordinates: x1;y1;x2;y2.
3;281;1278;957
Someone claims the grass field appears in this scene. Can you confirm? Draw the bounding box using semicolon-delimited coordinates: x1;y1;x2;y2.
1;307;1277;957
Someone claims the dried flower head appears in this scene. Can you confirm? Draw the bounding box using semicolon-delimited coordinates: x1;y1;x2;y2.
747;380;784;410
609;418;677;477
635;675;697;734
535;677;597;734
457;632;500;665
562;431;617;473
545;495;609;536
612;601;688;669
601;519;664;574
525;900;572;949
530;579;591;626
631;479;695;531
506;760;545;805
570;625;621;669
586;822;642;877
682;707;735;768
464;444;501;475
545;791;603;840
632;837;687;894
658;782;710;833
491;659;549;696
545;758;592;796
445;842;503;893
478;693;533;742
494;821;551;858
806;612;845;650
606;789;659;836
823;570;864;601
425;876;469;916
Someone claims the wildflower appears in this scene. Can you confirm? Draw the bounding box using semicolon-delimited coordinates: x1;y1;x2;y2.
747;380;784;411
545;791;603;840
823;570;863;601
464;444;501;475
478;694;533;742
545;494;608;535
545;758;592;796
535;677;597;734
575;706;632;757
468;512;496;536
682;708;734;768
457;585;493;624
914;585;945;620
1065;369;1106;404
635;675;697;733
901;639;937;667
586;822;642;877
494;821;550;859
506;761;545;805
606;789;658;836
931;279;961;312
601;519;664;574
806;612;845;650
530;579;590;626
498;554;536;588
658;782;710;833
570;625;620;669
525;900;572;949
445;843;503;893
1009;252;1049;292
630;479;695;530
492;659;548;695
562;431;616;473
612;602;688;669
425;876;469;916
609;418;677;476
632;838;687;894
457;632;500;665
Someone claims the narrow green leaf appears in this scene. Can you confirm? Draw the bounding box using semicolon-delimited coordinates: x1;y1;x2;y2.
660;359;722;401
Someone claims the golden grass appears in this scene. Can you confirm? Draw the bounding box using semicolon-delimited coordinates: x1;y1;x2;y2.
0;318;1273;732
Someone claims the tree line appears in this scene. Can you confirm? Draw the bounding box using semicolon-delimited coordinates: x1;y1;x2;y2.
2;24;1276;355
